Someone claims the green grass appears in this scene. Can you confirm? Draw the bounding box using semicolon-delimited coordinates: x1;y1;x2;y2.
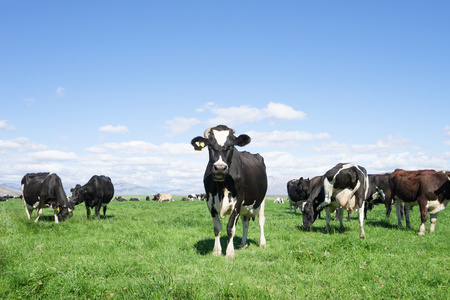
1;196;449;299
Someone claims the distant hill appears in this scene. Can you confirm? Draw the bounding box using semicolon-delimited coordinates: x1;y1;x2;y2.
0;184;22;197
113;180;157;196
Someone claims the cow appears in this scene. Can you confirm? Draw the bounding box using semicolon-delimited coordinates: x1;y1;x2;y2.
365;173;392;219
129;197;139;201
302;163;368;239
152;193;174;202
191;125;268;258
389;169;450;235
274;197;284;204
21;172;73;223
287;178;306;214
69;175;114;220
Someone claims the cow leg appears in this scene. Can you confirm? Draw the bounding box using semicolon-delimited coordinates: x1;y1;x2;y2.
54;209;60;224
429;213;438;233
289;199;294;214
347;210;351;222
226;210;239;259
358;201;366;239
241;216;249;248
394;200;403;229
35;207;43;222
325;207;331;232
258;199;266;249
212;216;222;256
86;203;91;220
94;202;102;220
338;208;344;231
102;203;107;219
417;197;428;236
404;205;411;229
24;203;33;220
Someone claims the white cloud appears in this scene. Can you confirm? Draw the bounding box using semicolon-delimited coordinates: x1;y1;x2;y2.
198;102;306;126
85;140;195;156
24;97;36;106
0;137;48;153
245;130;330;148
312;135;410;154
0;120;15;130
263;102;306;120
444;126;450;137
98;125;129;134
164;117;200;137
55;86;66;97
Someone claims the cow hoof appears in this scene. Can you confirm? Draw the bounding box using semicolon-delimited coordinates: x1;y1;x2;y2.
213;250;221;256
359;234;366;239
417;232;425;236
225;253;235;259
241;244;248;249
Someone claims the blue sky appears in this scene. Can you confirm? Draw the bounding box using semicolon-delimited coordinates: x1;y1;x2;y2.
1;1;449;194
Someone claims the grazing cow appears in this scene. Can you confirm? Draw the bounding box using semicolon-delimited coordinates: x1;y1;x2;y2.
152;193;174;202
115;196;127;202
129;197;139;201
69;175;114;219
191;125;267;258
302;163;368;238
389;169;450;235
287;178;306;214
365;173;392;219
21;172;73;223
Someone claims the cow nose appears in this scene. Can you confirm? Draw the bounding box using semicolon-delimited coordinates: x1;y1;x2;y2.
214;163;228;174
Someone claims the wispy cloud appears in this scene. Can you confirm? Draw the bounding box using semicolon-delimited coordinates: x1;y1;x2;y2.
0;120;16;130
24;97;36;106
55;86;66;97
164;117;200;137
245;130;330;148
98;125;129;134
198;102;306;126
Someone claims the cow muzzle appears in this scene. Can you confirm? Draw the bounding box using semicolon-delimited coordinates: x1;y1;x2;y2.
212;162;228;181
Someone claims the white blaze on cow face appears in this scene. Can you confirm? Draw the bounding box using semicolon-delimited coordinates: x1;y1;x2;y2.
213;129;229;146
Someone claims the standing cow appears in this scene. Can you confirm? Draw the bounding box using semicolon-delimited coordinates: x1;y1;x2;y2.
191;125;267;258
365;173;392;219
287;178;307;214
389;169;450;235
21;172;73;223
69;175;114;220
302;163;368;238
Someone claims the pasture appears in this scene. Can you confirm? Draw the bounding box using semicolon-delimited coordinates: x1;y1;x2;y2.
0;196;448;299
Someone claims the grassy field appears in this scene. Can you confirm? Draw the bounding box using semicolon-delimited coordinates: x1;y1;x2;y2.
0;196;449;299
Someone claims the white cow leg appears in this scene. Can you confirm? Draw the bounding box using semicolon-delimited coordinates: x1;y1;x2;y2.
395;201;403;229
359;202;366;239
34;208;43;222
429;213;438;233
418;222;426;236
24;203;33;220
259;200;266;248
325;208;331;232
405;205;411;229
241;217;249;248
225;213;239;259
54;210;59;224
212;217;222;256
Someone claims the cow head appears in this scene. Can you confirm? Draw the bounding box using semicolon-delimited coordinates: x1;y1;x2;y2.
69;184;87;207
191;125;251;182
295;177;310;201
302;197;322;229
57;205;73;222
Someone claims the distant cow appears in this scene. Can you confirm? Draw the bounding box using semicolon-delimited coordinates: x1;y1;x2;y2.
115;196;127;202
365;173;392;219
274;197;284;204
389;169;450;235
191;125;267;258
70;175;114;219
129;197;139;201
21;172;73;223
303;163;368;238
152;193;174;202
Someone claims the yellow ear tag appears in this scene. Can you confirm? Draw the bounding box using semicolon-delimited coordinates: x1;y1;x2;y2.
200;142;205;148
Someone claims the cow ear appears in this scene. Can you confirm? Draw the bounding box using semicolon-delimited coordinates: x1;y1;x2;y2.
234;134;251;147
299;177;304;183
191;136;208;151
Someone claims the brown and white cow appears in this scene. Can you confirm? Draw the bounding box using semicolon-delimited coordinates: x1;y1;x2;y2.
389;169;450;235
152;193;174;202
191;125;267;258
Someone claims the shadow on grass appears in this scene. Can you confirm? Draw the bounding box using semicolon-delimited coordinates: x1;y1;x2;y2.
295;224;352;235
194;236;257;256
365;218;397;229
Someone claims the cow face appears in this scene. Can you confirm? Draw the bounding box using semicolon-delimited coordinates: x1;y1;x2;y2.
191;125;251;182
69;184;87;206
302;198;322;229
58;206;73;222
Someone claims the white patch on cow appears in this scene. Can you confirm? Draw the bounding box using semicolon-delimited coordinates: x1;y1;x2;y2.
213;129;229;146
427;199;449;214
214;155;228;170
220;189;236;218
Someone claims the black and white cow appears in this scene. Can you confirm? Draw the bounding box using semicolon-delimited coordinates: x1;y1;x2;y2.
389;169;450;235
302;163;369;238
287;178;307;214
365;173;392;219
21;172;73;223
69;175;114;219
191;125;268;258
